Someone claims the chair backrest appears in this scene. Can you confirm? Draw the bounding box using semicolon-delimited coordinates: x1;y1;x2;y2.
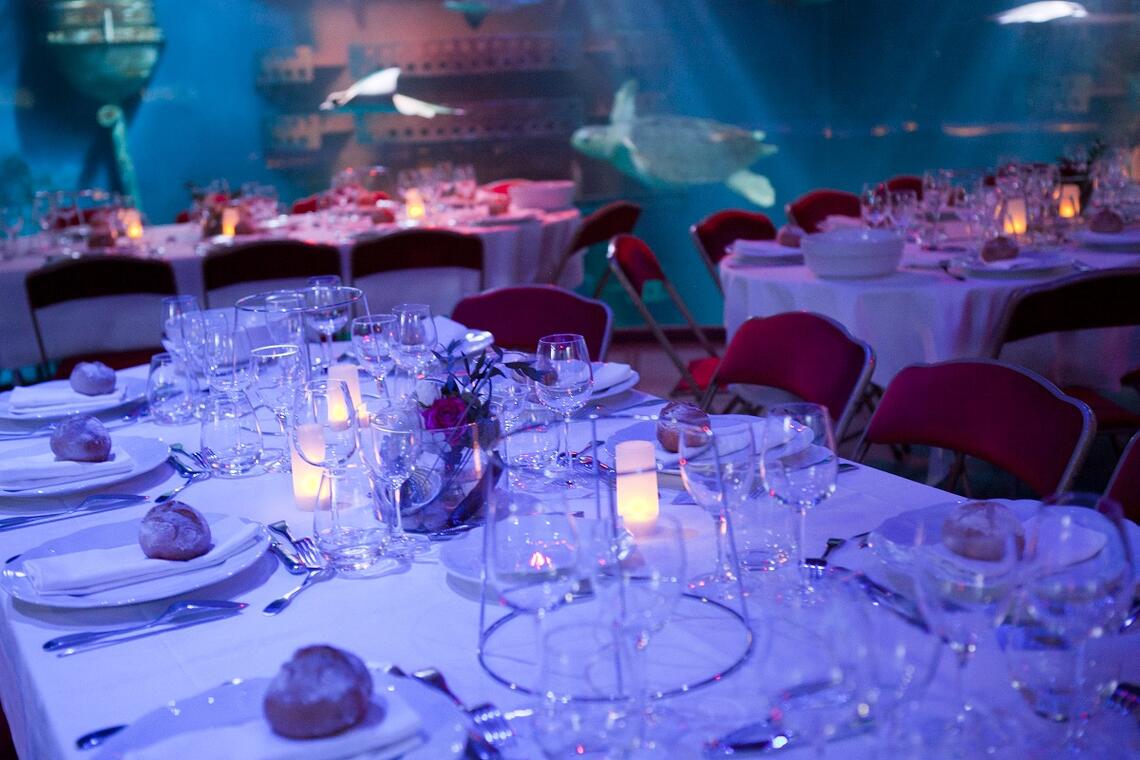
451;285;613;361
548;200;641;284
483;179;529;194
706;312;874;440
990;268;1140;355
350;229;483;315
25;255;178;366
785;189;861;234
881;175;923;200
690;209;777;294
1106;431;1140;522
202;239;341;308
857;360;1095;496
291;195;320;214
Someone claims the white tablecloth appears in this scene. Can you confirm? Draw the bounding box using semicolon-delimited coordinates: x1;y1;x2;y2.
721;242;1140;388
0;367;1135;758
0;210;580;369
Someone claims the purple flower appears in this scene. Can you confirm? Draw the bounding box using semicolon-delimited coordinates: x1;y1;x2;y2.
422;396;469;431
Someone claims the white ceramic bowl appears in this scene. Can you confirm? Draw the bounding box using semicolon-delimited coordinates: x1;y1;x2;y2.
508;180;576;211
801;227;905;279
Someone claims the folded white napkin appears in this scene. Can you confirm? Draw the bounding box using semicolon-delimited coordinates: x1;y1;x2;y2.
23;516;260;595
591;362;632;392
433;315;471;351
116;686;422;760
731;240;800;259
976;256;1069;271
0;448;134;491
816;215;864;232
8;383;124;415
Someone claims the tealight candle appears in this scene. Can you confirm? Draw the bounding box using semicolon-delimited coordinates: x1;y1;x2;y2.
405;188;426;220
221;207;239;237
615;440;659;534
290;422;328;510
1002;196;1028;236
122;209;144;239
1057;183;1080;219
327;366;361;429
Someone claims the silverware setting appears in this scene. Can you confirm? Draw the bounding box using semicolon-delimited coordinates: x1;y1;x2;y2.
262;537;333;615
705;714;874;756
154;452;210;504
0;493;148;533
0;405;150;441
44;600;247;654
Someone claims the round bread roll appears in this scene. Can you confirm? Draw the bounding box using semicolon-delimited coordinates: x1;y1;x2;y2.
980;236;1018;263
776;224;803;248
69;361;116;396
50;415;111;462
138;501;213;561
656;401;710;454
941;501;1025;561
1088;208;1125;234
264;645;373;739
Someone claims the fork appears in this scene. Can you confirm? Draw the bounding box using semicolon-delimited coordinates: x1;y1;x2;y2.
262;537;333;615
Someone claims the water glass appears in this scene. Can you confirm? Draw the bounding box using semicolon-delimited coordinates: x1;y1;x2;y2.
200;392;263;477
503;407;560;490
534;334;593;482
312;462;389;575
351;314;396;397
251;344;305;470
860;184;888;228
357;398;427;557
391;303;438;384
146;353;198;425
203;312;253;394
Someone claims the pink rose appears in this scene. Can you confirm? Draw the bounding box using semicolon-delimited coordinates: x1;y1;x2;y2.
422;397;468;431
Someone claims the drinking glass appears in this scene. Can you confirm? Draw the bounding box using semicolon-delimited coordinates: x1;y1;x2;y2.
351;314;396;397
888;190;919;238
250;344;305;471
202;312;253;395
301;285;365;376
679;420;755;598
390;304;438;389
33;190;56;239
146;353;198;425
357;398;428;557
860;185;888;228
292;379;358;475
760;403;837;591
503;407;560;491
312;461;388;575
454;164;477;201
533;334;593;483
200;391;263;477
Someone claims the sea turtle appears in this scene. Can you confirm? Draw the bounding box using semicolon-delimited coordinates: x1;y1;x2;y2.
571;80;778;207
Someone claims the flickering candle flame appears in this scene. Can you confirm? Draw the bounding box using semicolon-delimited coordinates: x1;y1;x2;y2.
1057;183;1080;219
529;551;552;570
291;422;328;510
405;188;426;220
122;210;144;239
221;207;239;237
615;440;660;534
1002;196;1028;236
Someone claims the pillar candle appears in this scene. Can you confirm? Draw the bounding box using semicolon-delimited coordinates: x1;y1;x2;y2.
327;366;361;428
1057;184;1081;219
615;440;660;535
1002;197;1028;236
290;422;328;510
221;207;239;237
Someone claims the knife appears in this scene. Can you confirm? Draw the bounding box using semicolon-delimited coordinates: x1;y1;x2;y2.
704;716;873;756
55;605;245;657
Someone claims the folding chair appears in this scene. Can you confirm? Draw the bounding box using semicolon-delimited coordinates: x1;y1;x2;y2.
855;360;1095;497
701;312;874;441
351;229;483;316
690;209;777;295
542;200;640;291
878;175;924;200
785;189;860;233
202;239;341;308
451;285;613;361
1106;431;1140;522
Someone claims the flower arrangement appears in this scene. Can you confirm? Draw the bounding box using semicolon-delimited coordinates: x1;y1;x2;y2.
415;343;538;432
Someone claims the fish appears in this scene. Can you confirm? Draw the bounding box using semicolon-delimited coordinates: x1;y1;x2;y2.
319;67;466;117
443;0;545;28
992;1;1088;24
571;80;778;207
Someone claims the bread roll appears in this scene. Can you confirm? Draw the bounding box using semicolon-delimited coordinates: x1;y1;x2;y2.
776;224;803;248
138;501;213;561
656;401;710;453
264;645;373;739
1088;208;1125;234
50;415;112;462
941;501;1024;561
980;236;1018;263
69;361;116;396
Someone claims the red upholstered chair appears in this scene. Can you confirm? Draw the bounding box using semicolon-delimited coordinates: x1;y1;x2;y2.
608;234;721;400
990;268;1140;446
25;256;178;376
855;360;1095;497
350;229;483;316
291;195;321;214
202;239;341;308
703;312;874;440
880;175;924;201
174;209;193;224
543;200;640;291
690;209;778;295
483;179;529;195
785;189;861;234
451;285;613;361
1106;431;1140;522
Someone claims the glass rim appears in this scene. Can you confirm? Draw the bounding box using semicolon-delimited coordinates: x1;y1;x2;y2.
353;313;396;326
250;344;300;357
234;289;308;313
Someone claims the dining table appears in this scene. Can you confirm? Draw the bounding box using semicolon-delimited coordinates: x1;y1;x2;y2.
0;207;581;371
720;236;1140;388
0;360;1136;759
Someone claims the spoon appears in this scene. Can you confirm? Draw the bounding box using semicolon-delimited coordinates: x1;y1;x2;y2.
43;600;247;651
155;471;210;503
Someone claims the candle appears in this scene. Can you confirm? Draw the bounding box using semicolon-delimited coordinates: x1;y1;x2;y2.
1057;183;1080;219
615;440;660;534
122;209;144;239
1002;196;1028;236
290;422;328;510
405;188;425;220
327;366;361;428
221;207;239;237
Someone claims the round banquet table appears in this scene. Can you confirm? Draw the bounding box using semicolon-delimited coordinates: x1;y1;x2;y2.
0;366;1136;758
0;208;580;370
720;240;1140;388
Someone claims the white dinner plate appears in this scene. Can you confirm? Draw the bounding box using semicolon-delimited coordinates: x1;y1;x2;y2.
728;240;804;265
1071;227;1140;250
0;376;146;421
94;669;466;760
0;436;169;498
599;414;811;475
0;515;269;608
591;370;640;400
950;251;1075;278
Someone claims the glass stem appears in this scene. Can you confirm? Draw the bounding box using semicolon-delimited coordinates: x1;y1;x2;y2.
796;505;808;589
562;413;573;470
391;479;405;537
320;335;333;374
1065;640;1089;750
714;511;733;580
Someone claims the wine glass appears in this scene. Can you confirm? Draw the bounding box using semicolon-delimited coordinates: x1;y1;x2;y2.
860;184;888;228
533;334;593;484
351;314;396;397
1003;493;1133;756
888;190;919;239
390;303;438;389
679;420;755;599
33;190;56;247
760;403;837;592
357;398;429;557
202;312;253;395
291;379;358;486
250;344;305;471
301;285;363;376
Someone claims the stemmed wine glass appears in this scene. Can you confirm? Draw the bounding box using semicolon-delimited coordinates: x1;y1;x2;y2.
860;184;888;228
679;420;755;599
533;334;593;484
301;285;363;376
760;403;837;591
202;312;253;395
390;304;438;393
291;378;358;491
357;399;429;557
351;314;396;398
889;190;919;239
250;344;305;471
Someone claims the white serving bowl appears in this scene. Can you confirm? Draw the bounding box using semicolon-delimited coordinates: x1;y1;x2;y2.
508;180;576;211
801;227;905;279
